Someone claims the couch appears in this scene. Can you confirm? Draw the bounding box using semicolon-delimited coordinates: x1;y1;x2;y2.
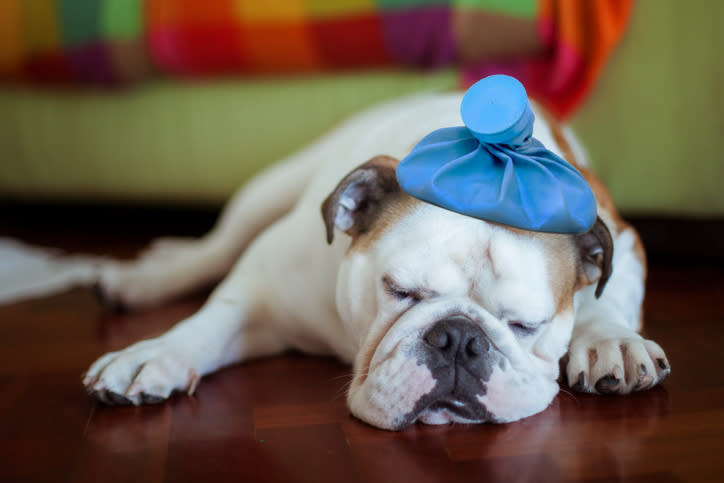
1;0;721;217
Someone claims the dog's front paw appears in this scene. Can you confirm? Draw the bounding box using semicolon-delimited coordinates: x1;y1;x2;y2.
565;330;670;395
83;338;200;406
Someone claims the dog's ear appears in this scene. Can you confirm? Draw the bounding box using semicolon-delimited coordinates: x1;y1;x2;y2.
321;156;400;244
575;217;614;298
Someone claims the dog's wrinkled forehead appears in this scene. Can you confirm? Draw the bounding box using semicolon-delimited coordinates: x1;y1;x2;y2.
323;157;589;317
367;201;561;321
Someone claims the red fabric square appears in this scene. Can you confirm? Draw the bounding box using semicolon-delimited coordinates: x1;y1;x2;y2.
310;15;392;68
24;52;74;83
150;26;247;76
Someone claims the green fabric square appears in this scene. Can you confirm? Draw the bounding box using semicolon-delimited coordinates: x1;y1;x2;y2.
454;0;536;19
309;0;376;17
377;0;451;10
101;0;143;39
58;0;102;46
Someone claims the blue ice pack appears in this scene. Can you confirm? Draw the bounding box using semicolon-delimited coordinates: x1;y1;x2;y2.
396;75;597;234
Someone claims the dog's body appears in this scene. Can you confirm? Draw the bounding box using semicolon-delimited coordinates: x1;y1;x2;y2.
84;92;669;430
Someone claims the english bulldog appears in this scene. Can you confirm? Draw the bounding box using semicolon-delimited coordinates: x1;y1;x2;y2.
84;92;670;430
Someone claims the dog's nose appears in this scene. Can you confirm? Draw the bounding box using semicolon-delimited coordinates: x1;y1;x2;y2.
415;317;493;422
423;317;490;375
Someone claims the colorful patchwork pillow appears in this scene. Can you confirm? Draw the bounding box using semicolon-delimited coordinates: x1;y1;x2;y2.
0;0;633;118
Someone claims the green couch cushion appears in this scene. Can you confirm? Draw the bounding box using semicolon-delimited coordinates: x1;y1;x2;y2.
0;70;456;203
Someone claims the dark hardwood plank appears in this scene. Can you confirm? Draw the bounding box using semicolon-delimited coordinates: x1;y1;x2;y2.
70;405;172;483
1;207;723;482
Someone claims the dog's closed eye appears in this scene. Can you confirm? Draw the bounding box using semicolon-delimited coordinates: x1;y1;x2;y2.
382;275;425;303
508;321;543;337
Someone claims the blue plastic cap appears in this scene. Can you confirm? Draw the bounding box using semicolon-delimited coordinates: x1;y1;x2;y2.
461;75;534;146
396;75;597;234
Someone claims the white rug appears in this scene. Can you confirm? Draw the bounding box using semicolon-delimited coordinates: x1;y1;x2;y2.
0;238;104;305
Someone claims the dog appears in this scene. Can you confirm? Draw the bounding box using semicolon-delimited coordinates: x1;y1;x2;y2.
83;92;670;430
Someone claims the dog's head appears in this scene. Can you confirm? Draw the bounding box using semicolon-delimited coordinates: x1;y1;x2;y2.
322;156;612;430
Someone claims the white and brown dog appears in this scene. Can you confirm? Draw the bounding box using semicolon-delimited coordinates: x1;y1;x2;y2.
84;92;670;430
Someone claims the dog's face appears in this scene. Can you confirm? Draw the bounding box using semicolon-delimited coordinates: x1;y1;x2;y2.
323;157;612;430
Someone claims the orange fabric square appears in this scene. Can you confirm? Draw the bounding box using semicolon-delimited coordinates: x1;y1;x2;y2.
0;0;22;72
241;22;321;73
148;0;239;28
235;0;304;22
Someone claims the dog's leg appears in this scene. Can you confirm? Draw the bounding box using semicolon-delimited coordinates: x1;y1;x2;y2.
565;227;670;394
84;250;287;404
96;152;321;310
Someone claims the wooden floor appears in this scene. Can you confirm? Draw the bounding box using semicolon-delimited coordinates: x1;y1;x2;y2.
1;205;723;482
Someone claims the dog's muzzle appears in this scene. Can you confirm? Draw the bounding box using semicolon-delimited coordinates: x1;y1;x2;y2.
407;316;496;424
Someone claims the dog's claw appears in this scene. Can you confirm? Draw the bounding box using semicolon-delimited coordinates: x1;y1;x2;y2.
141;393;165;405
632;364;653;391
655;358;671;383
106;391;133;405
93;390;112;406
571;371;586;392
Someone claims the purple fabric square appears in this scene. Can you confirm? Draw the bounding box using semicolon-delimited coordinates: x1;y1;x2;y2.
381;8;456;68
68;43;117;85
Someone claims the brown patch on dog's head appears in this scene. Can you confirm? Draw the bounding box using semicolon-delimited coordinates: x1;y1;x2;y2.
530;231;580;314
349;194;421;253
322;156;419;248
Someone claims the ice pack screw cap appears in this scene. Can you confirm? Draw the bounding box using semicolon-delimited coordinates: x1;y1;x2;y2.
461;75;534;146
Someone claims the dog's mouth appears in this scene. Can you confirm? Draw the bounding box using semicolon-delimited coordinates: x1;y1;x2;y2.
416;400;484;425
429;399;473;415
413;395;492;425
